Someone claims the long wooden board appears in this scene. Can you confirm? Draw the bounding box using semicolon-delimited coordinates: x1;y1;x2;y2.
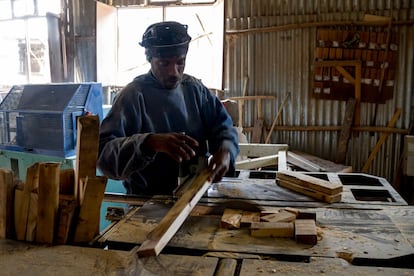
277;179;342;203
14;163;39;241
277;170;343;195
0;168;14;239
36;162;60;244
136;169;212;257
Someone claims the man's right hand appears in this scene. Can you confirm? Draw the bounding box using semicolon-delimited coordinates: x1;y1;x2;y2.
142;132;199;163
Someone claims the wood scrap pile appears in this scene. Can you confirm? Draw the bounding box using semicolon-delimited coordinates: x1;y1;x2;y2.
0;115;107;244
276;170;343;203
220;207;318;245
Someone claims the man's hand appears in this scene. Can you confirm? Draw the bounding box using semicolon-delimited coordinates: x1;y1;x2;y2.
207;147;230;183
142;132;199;162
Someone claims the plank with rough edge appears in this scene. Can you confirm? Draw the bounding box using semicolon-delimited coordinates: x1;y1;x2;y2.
136;169;212;257
15;163;39;241
277;179;342;203
73;176;107;243
36;162;60;244
75;115;100;204
250;222;294;238
0;168;14;239
277;170;343;195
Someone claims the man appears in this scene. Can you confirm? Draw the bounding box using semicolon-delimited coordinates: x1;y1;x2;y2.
98;21;239;195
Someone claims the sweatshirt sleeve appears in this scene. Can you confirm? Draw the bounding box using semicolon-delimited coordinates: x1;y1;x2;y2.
97;84;155;180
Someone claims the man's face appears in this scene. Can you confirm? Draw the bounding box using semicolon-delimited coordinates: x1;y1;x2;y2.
150;54;186;89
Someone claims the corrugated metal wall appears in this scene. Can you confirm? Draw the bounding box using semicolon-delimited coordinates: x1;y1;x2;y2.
224;0;414;184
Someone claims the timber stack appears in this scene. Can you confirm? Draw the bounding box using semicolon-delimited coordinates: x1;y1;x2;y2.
0;115;107;245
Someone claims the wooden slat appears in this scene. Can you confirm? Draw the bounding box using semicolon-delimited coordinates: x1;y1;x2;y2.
75;115;100;203
236;154;278;170
251;119;264;143
277;179;341;203
36;162;60;244
26;192;38;241
239;143;288;157
277;170;343;195
73;176;107;243
56;198;78;244
0;169;14;239
14;163;39;241
278;150;287;171
336;98;356;164
136;169;212;257
361;108;401;172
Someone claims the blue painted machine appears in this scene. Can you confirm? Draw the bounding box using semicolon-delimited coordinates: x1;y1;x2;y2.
0;83;103;158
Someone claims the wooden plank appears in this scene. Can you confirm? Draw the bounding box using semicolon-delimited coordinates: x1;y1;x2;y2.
236;154;278;170
13;187;24;240
265;92;291;144
26;192;38;241
36;162;60;244
251;119;264;143
56;198;78;244
294;219;317;245
215;258;237;276
287;151;324;172
289;151;352;173
277;170;343;195
60;168;75;195
75;115;100;203
73;176;107;243
278;150;287;171
136;169;212;257
336;99;356;164
250;222;294;238
14;163;39;241
220;209;243;229
0;168;14;239
362;108;401;172
239;143;288;157
277;179;342;203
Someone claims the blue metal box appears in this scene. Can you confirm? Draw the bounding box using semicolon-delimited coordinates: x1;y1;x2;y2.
0;83;103;157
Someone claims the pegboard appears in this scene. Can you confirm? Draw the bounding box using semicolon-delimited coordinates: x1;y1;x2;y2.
312;27;398;103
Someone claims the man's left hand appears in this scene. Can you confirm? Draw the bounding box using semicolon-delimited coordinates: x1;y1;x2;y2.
207;147;230;183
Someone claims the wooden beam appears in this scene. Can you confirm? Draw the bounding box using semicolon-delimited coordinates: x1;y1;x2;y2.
239;143;288;157
136;169;212;257
36;162;60;244
336;99;356;164
73;176;107;243
361;108;401;172
278;150;287;171
0;168;14;239
277;179;342;203
265;92;291;144
277;170;343;195
236;154;278;170
75;115;100;203
14;163;39;241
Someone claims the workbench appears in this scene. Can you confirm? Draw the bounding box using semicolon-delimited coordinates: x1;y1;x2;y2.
1;170;414;275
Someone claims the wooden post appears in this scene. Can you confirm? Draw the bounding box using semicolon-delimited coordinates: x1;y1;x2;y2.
36;162;60;244
73;176;107;243
336;99;356;164
75;115;100;204
14;163;39;241
0;168;14;239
